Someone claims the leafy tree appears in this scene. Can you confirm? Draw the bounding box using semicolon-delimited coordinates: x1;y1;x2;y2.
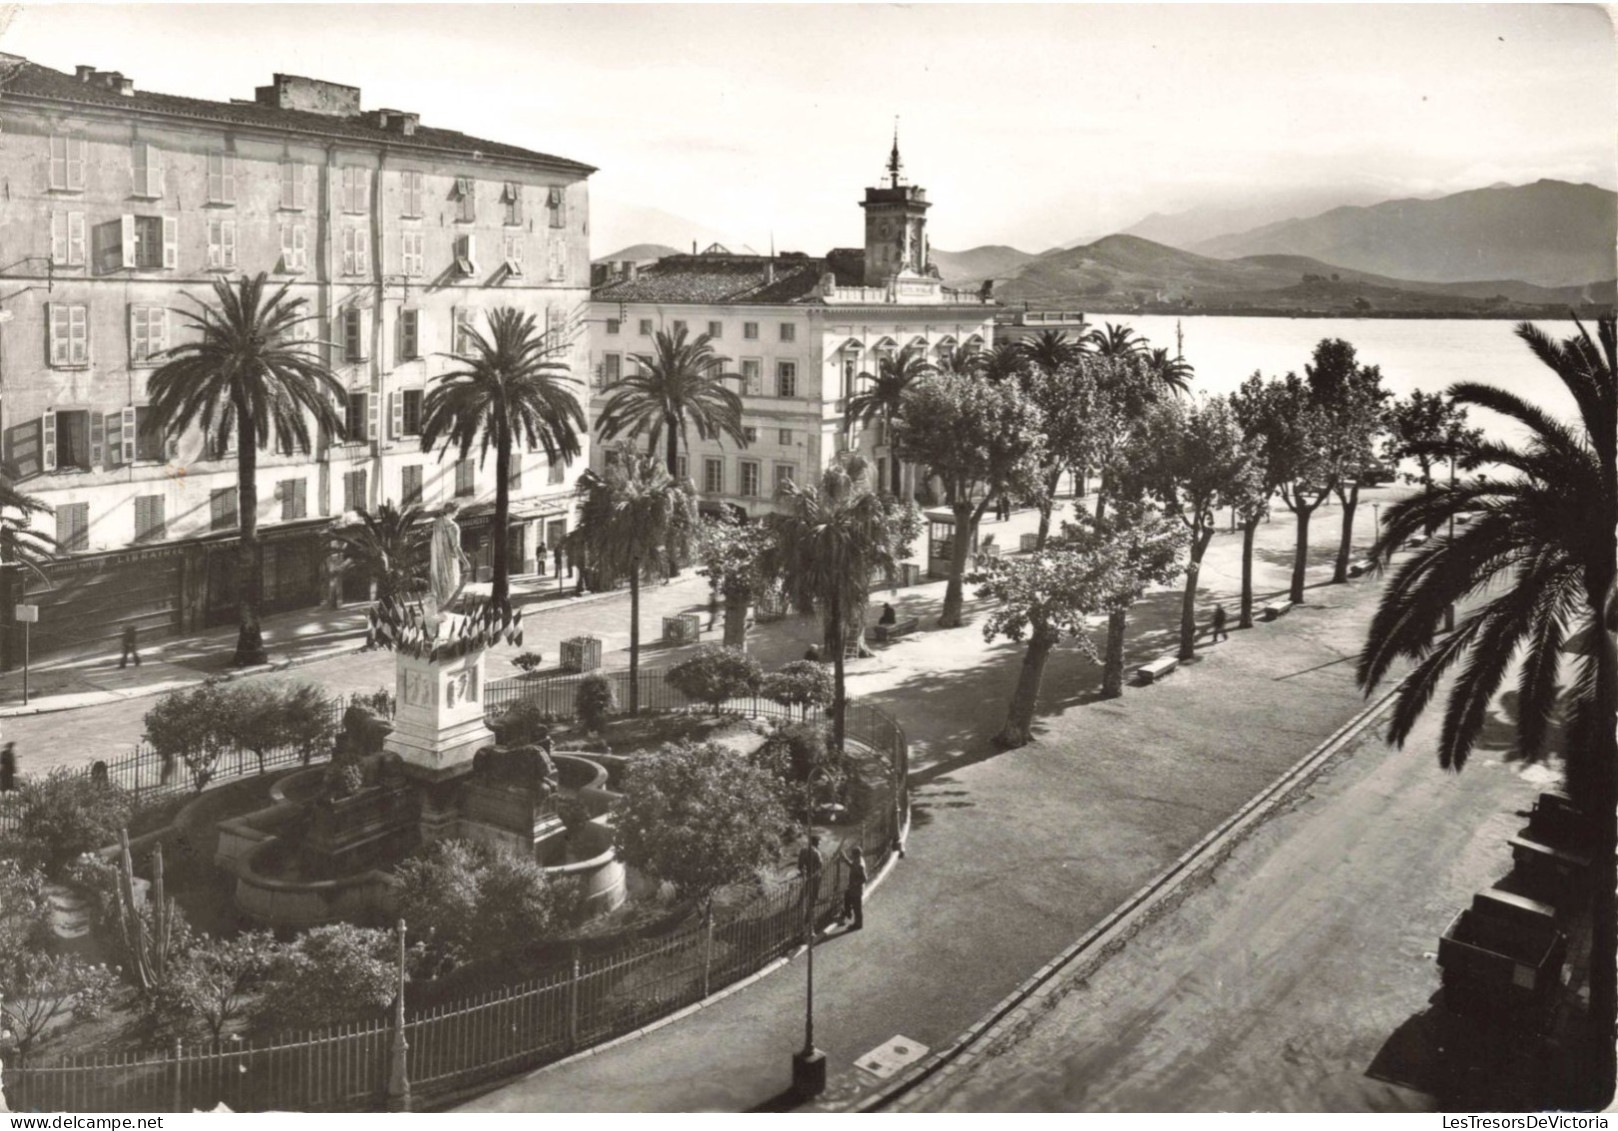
566;455;697;713
968;544;1122;747
420;306;585;605
1022;361;1101;549
694;516;774;649
159;930;280;1040
0;859;48;958
614;741;792;911
1020;328;1088;378
144;681;232;792
893;373;1046;627
392;839;484;973
848;345;934;496
1223;381;1277;629
595;325;746;477
473;848;572;956
254;923;397;1031
1066;503;1186;699
0;950;118;1061
1357;317;1615;1090
283;683;339;766
0;475;56;584
146;273;345;666
1240;372;1337;604
667;645;762;713
1385;387;1484;489
575;672;616;733
979;341;1029;384
1085;355;1167;525
1304;339;1390;583
1122;395;1255;660
762;455;918;753
1;768;134;878
751;721;846;814
332;502;428;604
760;660;834;720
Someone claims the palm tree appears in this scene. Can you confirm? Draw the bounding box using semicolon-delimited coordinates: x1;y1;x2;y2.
1022;328;1086;378
420;306;584;607
595;325;747;478
332;502;428;603
147;273;344;666
762;454;916;753
566;454;697;714
847;345;934;496
980;341;1028;384
1357;316;1615;1096
1088;322;1147;359
1146;347;1195;396
937;341;985;379
0;477;55;586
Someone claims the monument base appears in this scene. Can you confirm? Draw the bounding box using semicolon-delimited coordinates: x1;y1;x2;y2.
384;622;496;781
387;715;495;783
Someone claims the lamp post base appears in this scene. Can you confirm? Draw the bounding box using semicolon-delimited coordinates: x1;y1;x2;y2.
791;1047;827;1099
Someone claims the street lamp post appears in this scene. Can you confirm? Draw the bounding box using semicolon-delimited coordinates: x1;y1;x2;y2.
1443;454;1456;633
791;766;833;1099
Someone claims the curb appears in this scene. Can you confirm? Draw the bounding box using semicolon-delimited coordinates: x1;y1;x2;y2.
847;671;1409;1113
437;814;910;1112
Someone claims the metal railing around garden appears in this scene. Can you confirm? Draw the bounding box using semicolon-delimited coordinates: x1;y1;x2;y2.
2;670;910;1113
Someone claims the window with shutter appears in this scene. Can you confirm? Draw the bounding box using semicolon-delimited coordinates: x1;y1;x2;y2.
345;392;367;441
54;410;90;471
119;215;136;271
121;406;137;463
402;171;424;218
548;459;565;486
344;470;367;513
134;495;165;542
134;406;163;463
774;463;796;492
704;458;724;495
342;227;369;276
503;234;523;275
132;143;161;198
455;460;475;497
51;213;88;266
402;389;423;436
402;230;423;277
57;502;89;553
503;182;523;226
342;166;369;214
368;392;380;447
740;460;760;498
741;359;762;395
455;234;476;277
50;137;86;191
776;360;798;398
508;461;523;492
342;309;367;363
779;428;793;446
402;465;423;506
90;411;104;468
280;161;308;210
162;217;178;270
41;409;56;472
453;307;477;355
400;310;420;362
454;177;476;223
547;186;566;228
49;305;90;368
603;353;621;388
207;154;235;204
210;488;238;532
547;236;566;282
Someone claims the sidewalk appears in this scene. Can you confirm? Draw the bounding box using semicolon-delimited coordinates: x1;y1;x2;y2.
457;491;1414;1112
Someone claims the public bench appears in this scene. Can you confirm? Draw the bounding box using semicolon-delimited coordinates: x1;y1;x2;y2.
1135;655;1179;684
871;617;920;644
1261;601;1293;621
1347;559;1374;578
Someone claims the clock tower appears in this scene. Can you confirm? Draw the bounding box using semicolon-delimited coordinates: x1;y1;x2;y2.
860;126;931;287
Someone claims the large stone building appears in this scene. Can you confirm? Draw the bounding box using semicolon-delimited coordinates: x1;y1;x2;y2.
587;139;996;518
0;57;593;662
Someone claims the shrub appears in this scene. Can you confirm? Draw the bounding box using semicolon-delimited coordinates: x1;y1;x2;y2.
556;796;591;832
491;697;554;747
0;951;119;1061
667;645;763;713
615;741;793;909
760;661;834;719
576;673;615;733
144;681;232;792
283;683;340;763
254;924;397;1031
351;686;396;718
155;930;281;1040
512;651;546;673
0;859;49;958
0;769;135;878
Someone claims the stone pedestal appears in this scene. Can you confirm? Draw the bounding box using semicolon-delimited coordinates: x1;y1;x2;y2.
385;617;495;780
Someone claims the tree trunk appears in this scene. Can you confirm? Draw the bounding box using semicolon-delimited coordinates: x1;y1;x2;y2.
723;588;749;649
233;409;267;667
1094;470;1109;525
1178;524;1215;661
939;499;976;628
1238;518;1260;629
1035;466;1063;550
666;425;680;479
1076;468;1087;499
1331;480;1359;584
492;429;512;606
1289;498;1318;605
997;626;1056;747
829;584;845;755
824;606;871;659
1101;608;1127;699
628;558;640;714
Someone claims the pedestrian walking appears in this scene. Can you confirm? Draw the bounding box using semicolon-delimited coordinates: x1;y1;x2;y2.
0;742;16;792
119;623;142;668
553;544;565;579
1210;603;1229;643
836;845;866;931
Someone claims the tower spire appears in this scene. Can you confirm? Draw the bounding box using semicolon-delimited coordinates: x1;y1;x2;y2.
887;117;903;188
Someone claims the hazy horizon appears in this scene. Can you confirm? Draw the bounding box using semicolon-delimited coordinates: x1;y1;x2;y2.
3;4;1612;257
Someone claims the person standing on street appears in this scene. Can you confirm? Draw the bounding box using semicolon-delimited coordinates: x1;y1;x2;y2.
119;623;142;668
1210;603;1229;643
0;742;16;792
836;844;867;931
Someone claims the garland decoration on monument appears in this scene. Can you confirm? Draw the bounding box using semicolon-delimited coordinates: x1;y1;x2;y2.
365;595;524;660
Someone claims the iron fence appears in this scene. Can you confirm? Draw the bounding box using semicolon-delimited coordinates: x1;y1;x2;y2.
2;667;908;1112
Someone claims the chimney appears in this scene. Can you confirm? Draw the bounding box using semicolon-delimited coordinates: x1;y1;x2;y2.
765;259;775;285
254;74;362;117
692;241;697;255
366;108;420;136
75;64;95;82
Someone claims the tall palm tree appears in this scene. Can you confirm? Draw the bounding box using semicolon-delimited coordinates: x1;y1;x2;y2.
420;306;584;606
147;273;344;666
847;345;934;496
937;341;985;379
1088;322;1148;360
1146;347;1195;396
1357;316;1615;1096
762;454;917;753
595;325;747;478
1022;328;1086;379
0;477;55;585
332;502;428;603
980;341;1029;384
566;454;697;714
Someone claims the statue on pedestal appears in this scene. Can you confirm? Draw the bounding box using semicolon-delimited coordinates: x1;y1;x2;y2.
424;503;471;638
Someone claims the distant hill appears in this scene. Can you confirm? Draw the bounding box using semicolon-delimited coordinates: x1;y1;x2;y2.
930;245;1035;287
994;233;1616;317
1191;180;1618;288
595;243;679;265
1117;187;1404;251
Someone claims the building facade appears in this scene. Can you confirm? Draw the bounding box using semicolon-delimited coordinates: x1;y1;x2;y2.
587;141;996;519
0;58;593;661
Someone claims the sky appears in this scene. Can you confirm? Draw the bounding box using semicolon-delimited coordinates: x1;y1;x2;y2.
0;3;1612;257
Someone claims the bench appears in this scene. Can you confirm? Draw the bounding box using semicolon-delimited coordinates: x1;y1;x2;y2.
871;617;919;644
1261;601;1293;621
1347;559;1374;578
1135;655;1179;685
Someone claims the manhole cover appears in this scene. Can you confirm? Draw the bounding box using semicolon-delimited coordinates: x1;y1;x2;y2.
855;1035;929;1079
